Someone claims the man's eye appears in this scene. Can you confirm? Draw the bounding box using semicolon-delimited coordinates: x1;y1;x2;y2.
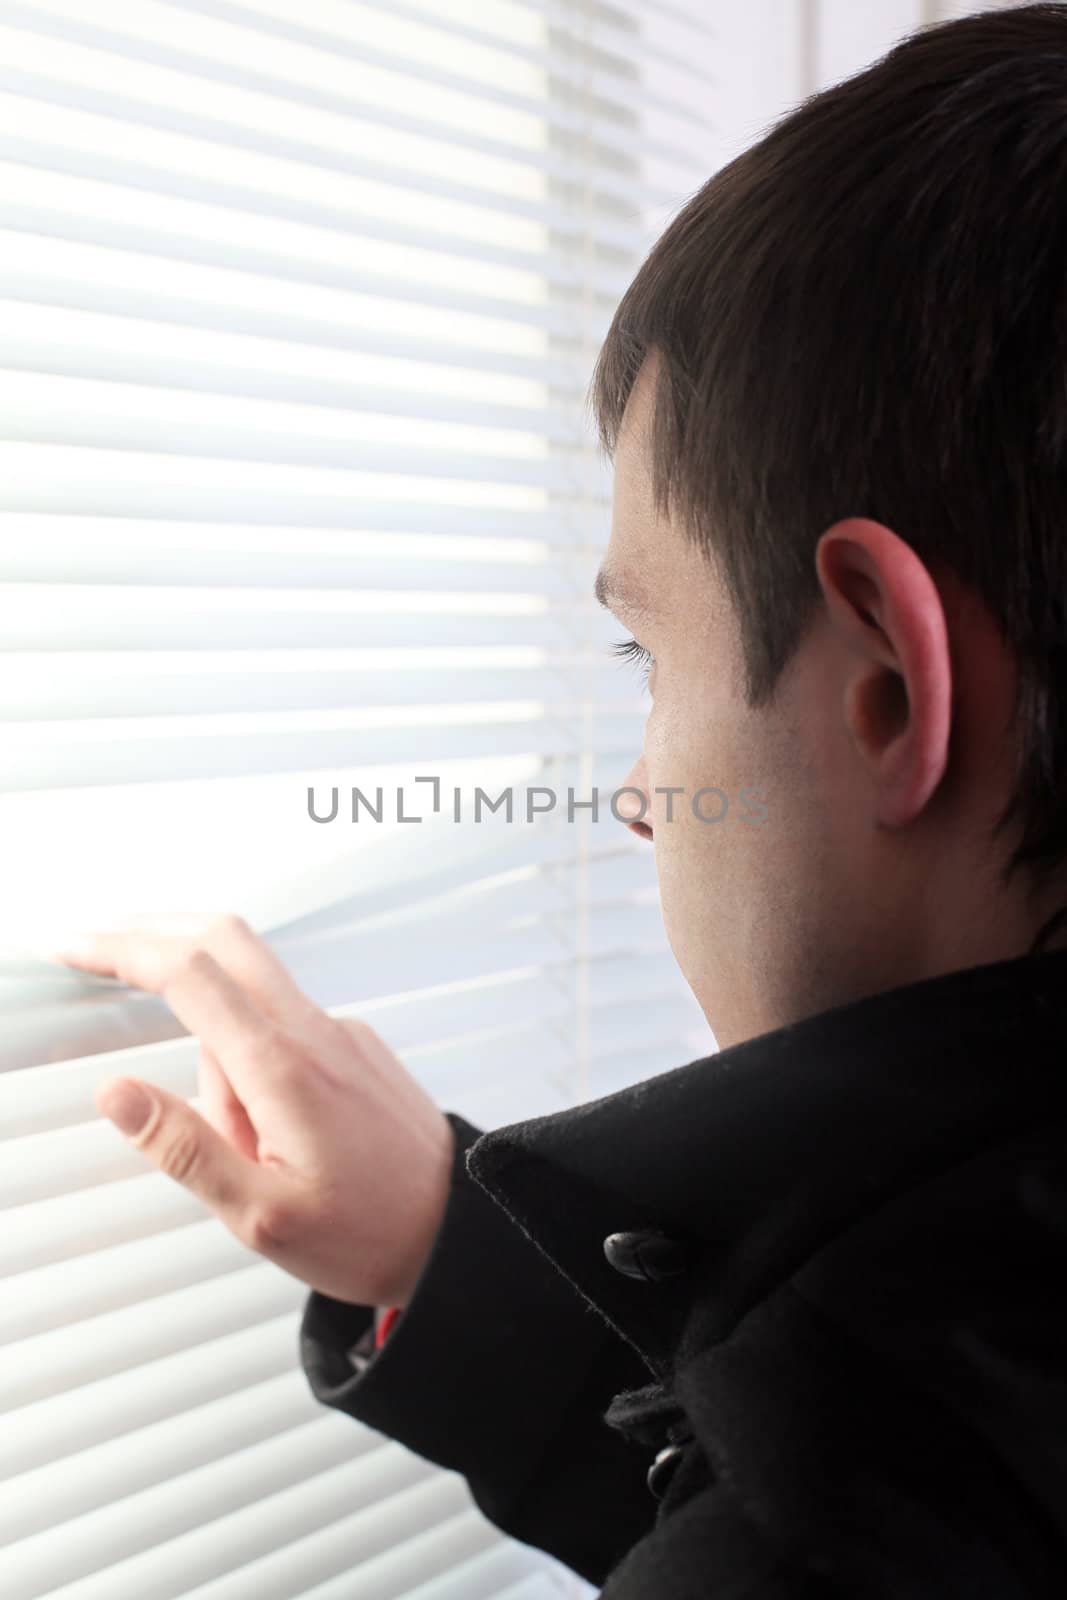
609;635;654;686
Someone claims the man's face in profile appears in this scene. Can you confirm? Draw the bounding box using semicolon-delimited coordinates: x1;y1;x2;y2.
599;354;940;1049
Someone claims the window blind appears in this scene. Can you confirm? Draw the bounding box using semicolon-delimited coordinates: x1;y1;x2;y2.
0;1;720;1596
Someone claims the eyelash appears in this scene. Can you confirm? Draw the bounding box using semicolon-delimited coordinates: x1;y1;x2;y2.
609;635;654;685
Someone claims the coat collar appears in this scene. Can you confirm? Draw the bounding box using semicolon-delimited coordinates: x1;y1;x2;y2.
464;947;1067;1378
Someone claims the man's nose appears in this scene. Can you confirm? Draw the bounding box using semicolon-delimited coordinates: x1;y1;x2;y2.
615;770;654;841
624;811;654;842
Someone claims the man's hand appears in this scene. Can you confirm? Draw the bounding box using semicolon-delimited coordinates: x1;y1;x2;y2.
54;913;454;1310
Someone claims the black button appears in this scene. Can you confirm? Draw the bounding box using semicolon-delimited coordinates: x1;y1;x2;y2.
602;1227;690;1282
646;1442;685;1500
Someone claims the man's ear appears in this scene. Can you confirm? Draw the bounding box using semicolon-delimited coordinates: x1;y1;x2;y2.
814;518;952;829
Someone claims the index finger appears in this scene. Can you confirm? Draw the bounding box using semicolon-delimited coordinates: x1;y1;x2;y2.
53;914;321;1032
159;948;292;1100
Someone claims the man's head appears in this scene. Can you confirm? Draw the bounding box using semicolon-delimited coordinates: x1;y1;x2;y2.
590;4;1067;1049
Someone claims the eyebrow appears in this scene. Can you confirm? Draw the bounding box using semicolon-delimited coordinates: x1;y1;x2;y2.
593;565;652;621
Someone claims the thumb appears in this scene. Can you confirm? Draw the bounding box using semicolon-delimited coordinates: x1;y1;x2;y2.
96;1076;265;1228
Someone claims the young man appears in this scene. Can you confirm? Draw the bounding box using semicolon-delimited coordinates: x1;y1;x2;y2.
61;5;1067;1594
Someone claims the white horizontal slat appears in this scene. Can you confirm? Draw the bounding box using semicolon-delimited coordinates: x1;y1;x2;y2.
188;0;716;166
0;108;647;301
0;472;589;535
0;657;643;721
0;240;617;392
0;1261;304;1411
0;0;693;170
161;0;553;98
0;988;190;1078
0;529;565;590
271;823;653;938
0;1428;441;1600
409;1017;573;1105
0;350;579;454
403;986;710;1109
349;1537;551;1600
0;37;555;207
0;234;617;361
0;601;578;655
275;857;662;979
0;581;619;642
0;166;552;298
0;454;607;528
0;321;589;435
271;1505;532;1600
0;1314;301;1477
299;876;586;965
495;1574;572;1600
0;408;605;495
0;370;565;465
1;698;623;737
0;1119;167;1210
0;1171;203;1273
0;23;650;242
272;903;669;1010
231;0;636;100
0;709;641;790
0;161;657;358
175;1498;495;1600
276;840;658;945
0;100;647;266
494;1576;573;1600
23;1465;470;1600
325;946;681;1054
0;0;694;192
0;285;564;410
0;1368;348;1544
0;1217;252;1342
0;23;678;214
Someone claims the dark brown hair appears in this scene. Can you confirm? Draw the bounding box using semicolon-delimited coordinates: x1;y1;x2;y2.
588;3;1067;949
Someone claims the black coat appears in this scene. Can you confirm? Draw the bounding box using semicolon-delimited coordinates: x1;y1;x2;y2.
300;949;1067;1596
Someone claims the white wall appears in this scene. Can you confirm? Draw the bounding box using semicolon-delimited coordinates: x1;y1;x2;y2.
701;0;927;178
706;0;1028;169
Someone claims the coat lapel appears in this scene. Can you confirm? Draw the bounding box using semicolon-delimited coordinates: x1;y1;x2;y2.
463;947;1067;1376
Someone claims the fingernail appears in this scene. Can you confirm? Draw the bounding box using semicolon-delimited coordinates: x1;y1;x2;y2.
98;1079;155;1138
